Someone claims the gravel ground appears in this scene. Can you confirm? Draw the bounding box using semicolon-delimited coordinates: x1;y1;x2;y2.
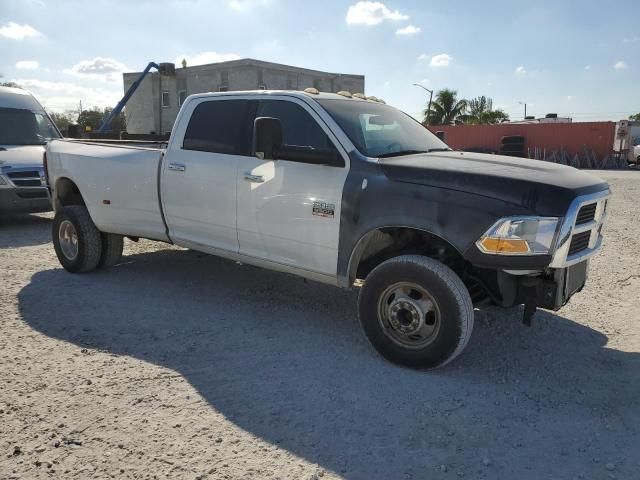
1;171;639;480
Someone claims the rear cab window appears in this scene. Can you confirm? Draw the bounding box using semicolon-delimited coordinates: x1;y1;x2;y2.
182;99;252;155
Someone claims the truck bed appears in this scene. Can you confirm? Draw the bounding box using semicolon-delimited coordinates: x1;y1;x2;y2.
64;138;168;149
47;139;169;241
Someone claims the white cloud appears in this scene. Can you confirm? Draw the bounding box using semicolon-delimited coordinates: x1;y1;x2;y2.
584;65;591;70
0;22;42;40
175;51;241;67
64;57;128;83
229;0;270;11
515;65;526;74
417;54;429;61
396;24;420;35
614;61;627;70
429;53;452;67
346;2;409;26
16;60;39;70
9;79;121;112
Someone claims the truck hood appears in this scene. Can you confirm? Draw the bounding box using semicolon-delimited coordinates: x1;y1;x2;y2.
378;151;609;216
0;145;45;168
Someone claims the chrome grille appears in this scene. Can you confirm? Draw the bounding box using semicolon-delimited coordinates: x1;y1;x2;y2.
575;203;596;225
568;231;591;256
550;190;610;268
6;169;45;188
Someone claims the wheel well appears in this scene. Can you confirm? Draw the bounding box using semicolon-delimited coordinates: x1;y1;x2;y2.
349;227;466;283
54;177;85;210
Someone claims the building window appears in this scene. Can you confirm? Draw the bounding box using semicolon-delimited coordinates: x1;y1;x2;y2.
257;69;266;89
219;70;229;92
178;90;187;106
161;91;170;107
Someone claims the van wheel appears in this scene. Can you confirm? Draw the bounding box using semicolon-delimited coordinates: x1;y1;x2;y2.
99;233;124;268
358;255;474;369
52;206;102;273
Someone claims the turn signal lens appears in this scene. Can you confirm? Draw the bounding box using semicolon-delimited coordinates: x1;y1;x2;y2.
479;237;530;254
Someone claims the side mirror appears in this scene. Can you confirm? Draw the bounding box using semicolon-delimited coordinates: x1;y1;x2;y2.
253;117;282;160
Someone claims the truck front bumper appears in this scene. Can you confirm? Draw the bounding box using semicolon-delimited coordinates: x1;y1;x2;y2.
0;187;51;214
497;261;589;312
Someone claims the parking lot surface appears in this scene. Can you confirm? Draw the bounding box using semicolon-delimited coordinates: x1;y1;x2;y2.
1;171;639;480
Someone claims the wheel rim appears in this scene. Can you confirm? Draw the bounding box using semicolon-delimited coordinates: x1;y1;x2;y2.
377;282;441;349
58;220;79;261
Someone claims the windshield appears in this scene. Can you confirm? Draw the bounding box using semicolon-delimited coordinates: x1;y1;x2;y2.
316;99;450;158
0;107;61;145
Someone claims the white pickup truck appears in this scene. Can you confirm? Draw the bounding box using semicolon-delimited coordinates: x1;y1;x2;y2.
46;89;610;369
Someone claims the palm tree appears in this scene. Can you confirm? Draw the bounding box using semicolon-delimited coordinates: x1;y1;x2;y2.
462;96;510;124
423;89;468;125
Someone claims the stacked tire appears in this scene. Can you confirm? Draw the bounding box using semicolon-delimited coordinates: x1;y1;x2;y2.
499;135;525;158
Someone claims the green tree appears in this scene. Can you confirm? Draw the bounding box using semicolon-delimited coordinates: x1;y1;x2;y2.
49;111;76;132
463;96;510;124
423;89;468;125
0;73;20;88
629;113;640;121
77;107;126;133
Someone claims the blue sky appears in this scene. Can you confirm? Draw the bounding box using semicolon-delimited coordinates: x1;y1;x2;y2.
1;0;638;121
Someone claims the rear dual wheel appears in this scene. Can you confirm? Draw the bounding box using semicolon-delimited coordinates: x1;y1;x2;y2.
52;205;123;273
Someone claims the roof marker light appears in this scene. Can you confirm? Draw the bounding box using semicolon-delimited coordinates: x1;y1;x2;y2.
337;91;352;98
304;87;319;95
352;93;366;100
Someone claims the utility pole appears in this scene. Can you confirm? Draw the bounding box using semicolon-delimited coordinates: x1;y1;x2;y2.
413;83;434;125
519;101;527;119
158;73;162;135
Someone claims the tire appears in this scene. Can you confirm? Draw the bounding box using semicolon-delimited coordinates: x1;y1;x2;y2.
99;233;124;268
501;135;525;145
358;255;474;370
52;205;102;273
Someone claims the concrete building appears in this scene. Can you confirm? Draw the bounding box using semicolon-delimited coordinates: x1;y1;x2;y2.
122;58;365;134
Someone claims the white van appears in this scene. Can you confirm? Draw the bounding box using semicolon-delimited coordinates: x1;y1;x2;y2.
0;85;61;214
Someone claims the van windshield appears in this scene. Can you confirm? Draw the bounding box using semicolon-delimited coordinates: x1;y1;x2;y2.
0;107;61;145
316;99;450;158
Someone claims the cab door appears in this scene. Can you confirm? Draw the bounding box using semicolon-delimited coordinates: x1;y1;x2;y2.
236;97;349;276
161;98;253;252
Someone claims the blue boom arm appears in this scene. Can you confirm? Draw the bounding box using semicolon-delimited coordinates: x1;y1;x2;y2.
98;62;160;133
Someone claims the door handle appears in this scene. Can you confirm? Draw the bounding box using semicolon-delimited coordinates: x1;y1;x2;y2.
244;173;264;183
168;163;186;172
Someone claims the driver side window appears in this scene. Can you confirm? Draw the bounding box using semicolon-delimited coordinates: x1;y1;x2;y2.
256;100;337;152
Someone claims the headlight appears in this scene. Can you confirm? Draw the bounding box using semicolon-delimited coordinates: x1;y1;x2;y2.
476;217;559;255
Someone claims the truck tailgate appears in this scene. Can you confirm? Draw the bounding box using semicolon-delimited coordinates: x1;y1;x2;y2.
47;140;168;241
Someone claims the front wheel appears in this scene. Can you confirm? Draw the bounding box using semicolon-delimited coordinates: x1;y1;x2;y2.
52;206;102;273
358;255;474;369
